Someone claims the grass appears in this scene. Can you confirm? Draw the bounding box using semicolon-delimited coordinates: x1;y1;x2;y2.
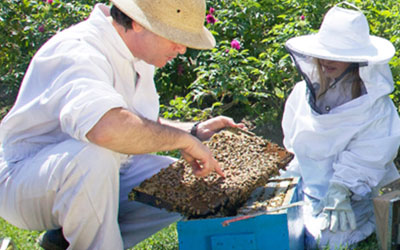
0;217;178;250
0;216;380;250
0;218;40;249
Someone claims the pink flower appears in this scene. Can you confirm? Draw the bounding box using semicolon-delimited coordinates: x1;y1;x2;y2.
209;7;215;14
47;0;53;3
177;64;184;76
206;14;216;24
38;24;45;33
230;39;241;50
300;15;305;20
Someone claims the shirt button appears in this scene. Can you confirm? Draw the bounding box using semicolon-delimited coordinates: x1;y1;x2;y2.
325;106;331;112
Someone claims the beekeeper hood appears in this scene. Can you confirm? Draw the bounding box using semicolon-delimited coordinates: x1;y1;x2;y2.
285;2;395;114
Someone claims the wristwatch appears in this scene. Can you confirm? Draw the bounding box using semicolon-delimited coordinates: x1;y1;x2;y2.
190;122;201;137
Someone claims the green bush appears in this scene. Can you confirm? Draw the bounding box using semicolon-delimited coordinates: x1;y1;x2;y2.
2;0;400;128
0;0;103;109
156;0;400;128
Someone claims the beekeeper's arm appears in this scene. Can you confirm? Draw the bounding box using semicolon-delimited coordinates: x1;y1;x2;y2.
159;116;245;141
331;107;400;197
320;105;400;232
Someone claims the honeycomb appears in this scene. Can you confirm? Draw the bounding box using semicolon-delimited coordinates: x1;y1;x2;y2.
129;128;293;218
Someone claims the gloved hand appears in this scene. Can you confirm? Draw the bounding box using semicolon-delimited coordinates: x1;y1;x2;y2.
317;182;357;232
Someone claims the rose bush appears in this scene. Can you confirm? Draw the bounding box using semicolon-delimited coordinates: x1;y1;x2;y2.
2;0;400;133
0;0;100;115
157;0;400;132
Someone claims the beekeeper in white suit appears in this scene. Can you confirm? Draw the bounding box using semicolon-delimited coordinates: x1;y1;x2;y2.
0;0;244;249
282;2;400;249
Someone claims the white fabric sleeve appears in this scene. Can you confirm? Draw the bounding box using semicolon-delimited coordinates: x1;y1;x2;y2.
281;83;303;176
37;42;129;142
282;82;303;152
332;101;400;196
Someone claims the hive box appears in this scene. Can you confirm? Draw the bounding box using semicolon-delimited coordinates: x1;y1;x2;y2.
373;179;400;250
373;190;400;250
177;177;304;250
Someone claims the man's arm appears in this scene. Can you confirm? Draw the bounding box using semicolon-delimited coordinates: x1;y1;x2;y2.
158;118;194;136
159;116;245;141
86;107;224;177
87;108;191;154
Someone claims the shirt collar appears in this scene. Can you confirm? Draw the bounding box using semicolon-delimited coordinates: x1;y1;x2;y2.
88;4;140;64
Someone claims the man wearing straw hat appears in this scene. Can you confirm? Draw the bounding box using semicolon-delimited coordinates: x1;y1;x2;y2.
0;0;244;249
282;2;400;249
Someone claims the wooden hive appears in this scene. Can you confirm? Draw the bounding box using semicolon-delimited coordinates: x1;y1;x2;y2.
129;128;293;218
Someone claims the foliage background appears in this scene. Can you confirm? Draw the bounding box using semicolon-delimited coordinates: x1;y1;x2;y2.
2;0;400;130
157;0;400;137
1;0;399;249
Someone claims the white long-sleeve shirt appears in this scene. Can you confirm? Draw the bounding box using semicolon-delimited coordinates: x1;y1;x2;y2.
0;4;160;162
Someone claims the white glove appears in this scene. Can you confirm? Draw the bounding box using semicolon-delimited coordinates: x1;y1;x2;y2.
318;182;357;232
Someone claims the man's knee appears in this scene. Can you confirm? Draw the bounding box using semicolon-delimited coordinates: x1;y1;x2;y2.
73;141;121;174
53;140;121;226
42;139;121;179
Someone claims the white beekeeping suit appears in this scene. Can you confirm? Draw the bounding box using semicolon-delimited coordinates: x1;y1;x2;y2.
282;2;400;249
0;5;180;249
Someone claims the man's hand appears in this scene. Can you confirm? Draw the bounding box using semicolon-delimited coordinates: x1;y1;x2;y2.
195;116;245;141
87;109;228;178
182;115;245;177
180;136;225;178
317;182;357;232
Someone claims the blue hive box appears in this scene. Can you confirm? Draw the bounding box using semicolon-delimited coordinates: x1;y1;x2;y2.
177;177;304;250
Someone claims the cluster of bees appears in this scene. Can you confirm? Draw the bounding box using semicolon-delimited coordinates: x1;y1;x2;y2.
130;128;293;218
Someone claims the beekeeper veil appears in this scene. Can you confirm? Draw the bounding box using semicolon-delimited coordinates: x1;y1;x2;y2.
285;2;395;114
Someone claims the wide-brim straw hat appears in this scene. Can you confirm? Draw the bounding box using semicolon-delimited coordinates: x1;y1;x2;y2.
285;2;395;64
110;0;216;50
